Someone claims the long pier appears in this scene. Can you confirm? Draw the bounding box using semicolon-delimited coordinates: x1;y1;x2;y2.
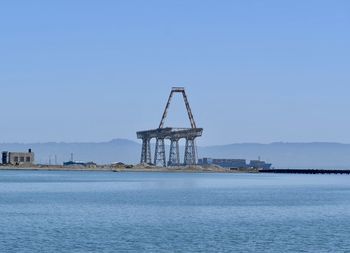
259;169;350;174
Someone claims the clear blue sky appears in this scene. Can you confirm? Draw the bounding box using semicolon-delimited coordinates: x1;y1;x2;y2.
0;0;349;145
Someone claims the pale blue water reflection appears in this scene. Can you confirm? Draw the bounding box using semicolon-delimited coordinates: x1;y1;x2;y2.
0;171;349;252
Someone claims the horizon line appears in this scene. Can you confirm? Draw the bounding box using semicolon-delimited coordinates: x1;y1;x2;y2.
0;139;349;146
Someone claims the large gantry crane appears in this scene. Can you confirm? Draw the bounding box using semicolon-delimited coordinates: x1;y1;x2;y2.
137;87;203;167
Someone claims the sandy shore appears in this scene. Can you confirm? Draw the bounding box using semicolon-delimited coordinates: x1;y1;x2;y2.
0;164;259;173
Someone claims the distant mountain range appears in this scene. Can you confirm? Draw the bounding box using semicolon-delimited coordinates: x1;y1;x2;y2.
199;142;350;169
1;140;350;169
0;139;140;165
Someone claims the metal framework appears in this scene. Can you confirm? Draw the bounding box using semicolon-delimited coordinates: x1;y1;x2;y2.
168;138;180;166
159;87;197;129
137;87;203;167
184;138;196;165
140;138;152;164
154;138;166;167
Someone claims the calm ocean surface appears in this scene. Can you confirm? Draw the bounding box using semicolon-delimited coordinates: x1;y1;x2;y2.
0;171;350;253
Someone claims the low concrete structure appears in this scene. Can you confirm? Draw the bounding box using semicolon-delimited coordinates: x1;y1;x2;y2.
249;160;272;170
2;149;35;165
63;161;96;167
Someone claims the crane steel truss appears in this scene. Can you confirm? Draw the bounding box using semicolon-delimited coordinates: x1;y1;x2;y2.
137;87;203;167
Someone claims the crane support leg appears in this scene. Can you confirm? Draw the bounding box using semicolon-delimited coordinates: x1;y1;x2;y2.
154;138;166;167
184;138;197;166
140;138;152;164
168;139;180;166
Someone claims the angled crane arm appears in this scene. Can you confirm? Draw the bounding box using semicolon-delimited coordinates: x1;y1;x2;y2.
181;90;196;128
159;90;175;128
158;87;197;129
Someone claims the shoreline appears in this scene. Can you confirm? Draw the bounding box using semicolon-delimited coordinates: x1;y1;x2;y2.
0;165;259;173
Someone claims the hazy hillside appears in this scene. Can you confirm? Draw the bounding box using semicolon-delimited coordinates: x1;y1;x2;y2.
1;140;350;168
199;142;350;169
0;139;140;165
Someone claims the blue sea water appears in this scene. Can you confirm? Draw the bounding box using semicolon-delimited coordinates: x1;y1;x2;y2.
0;171;350;253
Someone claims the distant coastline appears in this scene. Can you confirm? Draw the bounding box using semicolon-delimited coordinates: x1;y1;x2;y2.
2;140;350;168
0;164;259;173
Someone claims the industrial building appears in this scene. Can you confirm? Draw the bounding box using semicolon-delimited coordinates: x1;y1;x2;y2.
198;158;247;169
198;157;272;169
2;149;35;165
63;153;96;167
